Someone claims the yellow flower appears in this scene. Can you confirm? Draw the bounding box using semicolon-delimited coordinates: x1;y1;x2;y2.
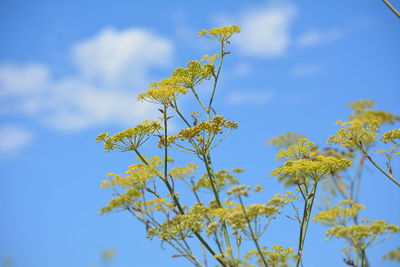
138;76;188;104
97;120;162;152
198;25;241;42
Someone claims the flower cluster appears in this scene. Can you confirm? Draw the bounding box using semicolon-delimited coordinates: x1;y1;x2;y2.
314;201;400;258
328;119;379;149
313;200;365;225
207;192;295;230
381;128;400;145
172;60;214;88
138;76;188;104
99;156;165;214
348;100;400;125
159;115;238;154
195;169;239;191
271;138;352;186
245;245;295;266
326;220;400;248
96;120;162;152
383;248;400;262
147;203;206;240
198;25;241;42
266;132;305;149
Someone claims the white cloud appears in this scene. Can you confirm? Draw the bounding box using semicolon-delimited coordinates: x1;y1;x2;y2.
226;90;273;105
291;64;320;77
297;29;343;48
0;63;50;98
0;27;173;131
72;27;173;87
0;124;33;157
217;2;297;57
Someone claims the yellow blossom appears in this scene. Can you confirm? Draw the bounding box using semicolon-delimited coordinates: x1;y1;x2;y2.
138;76;188;104
198;25;241;42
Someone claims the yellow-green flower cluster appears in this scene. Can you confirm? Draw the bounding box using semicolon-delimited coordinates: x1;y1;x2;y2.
159;115;238;152
245;245;295;266
198;25;241;42
99;156;165;214
348;100;400;125
207;192;293;230
271;139;352;186
101;249;117;260
179;115;238;140
147;203;206;240
325;220;400;248
172;60;214;88
328;119;379;148
100;188;142;214
194;169;239;191
206;221;220;236
266;132;305;149
381;129;400;145
168;163;198;180
315;201;400;254
138;76;188;104
201;53;220;63
96;120;162;152
313;200;365;225
383;248;400;262
227;184;251;197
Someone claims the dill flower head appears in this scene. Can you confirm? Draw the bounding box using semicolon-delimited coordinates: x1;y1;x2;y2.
325;220;400;248
381;129;400;144
198;25;241;42
328;119;379;148
97;120;162;152
245;245;295;266
348;100;400;125
194;169;239;191
266;132;305;149
313;200;365;225
383;248;400;262
172;60;214;88
138;76;188;104
271;138;352;186
147;203;206;240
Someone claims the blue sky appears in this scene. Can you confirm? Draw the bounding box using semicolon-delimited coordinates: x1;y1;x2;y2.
0;1;399;266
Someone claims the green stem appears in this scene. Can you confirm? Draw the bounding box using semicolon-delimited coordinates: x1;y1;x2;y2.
382;0;400;18
355;142;400;187
133;147;226;267
208;41;225;115
201;154;235;265
238;196;269;267
296;182;318;267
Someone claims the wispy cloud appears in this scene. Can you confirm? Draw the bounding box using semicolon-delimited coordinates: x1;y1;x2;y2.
225;90;273;105
297;29;343;48
216;2;297;57
0;124;33;158
0;27;174;131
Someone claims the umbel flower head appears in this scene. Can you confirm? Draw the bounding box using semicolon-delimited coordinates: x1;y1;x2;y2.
313;200;365;225
172;60;214;88
198;25;241;42
96;120;162;152
381;128;400;145
158;115;238;154
328;119;379;148
138;76;188;105
271;138;352;186
348;99;400;125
